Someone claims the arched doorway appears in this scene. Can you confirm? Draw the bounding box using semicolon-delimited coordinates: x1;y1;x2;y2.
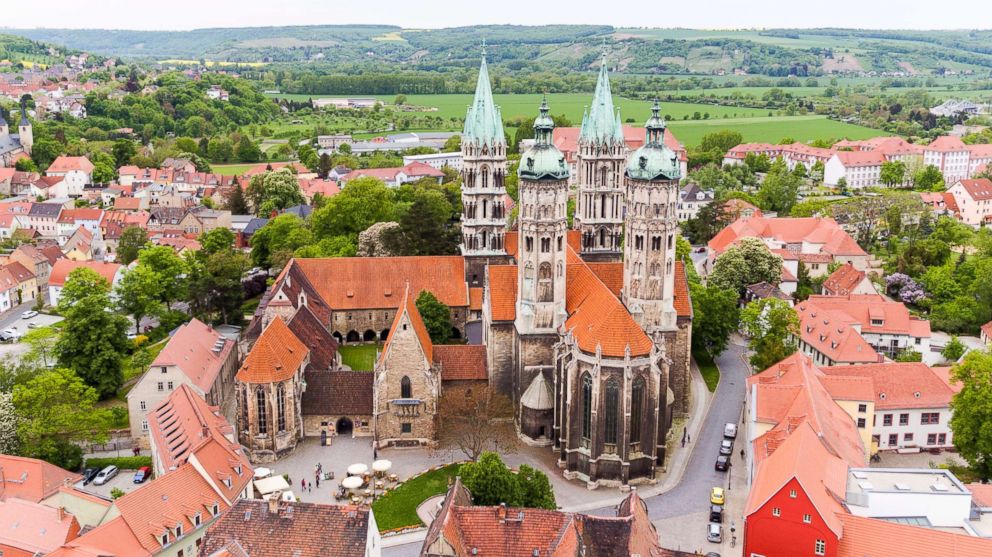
346;330;360;343
451;327;462;340
363;330;376;342
333;332;343;344
380;329;390;341
336;417;353;436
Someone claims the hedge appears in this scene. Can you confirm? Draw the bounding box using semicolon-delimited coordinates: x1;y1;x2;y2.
83;456;152;471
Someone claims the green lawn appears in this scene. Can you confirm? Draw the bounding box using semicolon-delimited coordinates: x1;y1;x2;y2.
211;163;257;176
371;463;461;531
693;349;720;393
339;344;380;371
667;115;886;147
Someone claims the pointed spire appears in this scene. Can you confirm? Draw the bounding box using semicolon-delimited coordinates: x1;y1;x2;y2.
462;42;505;148
19;99;29;127
644;98;666;145
580;49;622;145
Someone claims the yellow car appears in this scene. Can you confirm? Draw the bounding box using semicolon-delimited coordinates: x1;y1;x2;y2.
710;487;725;505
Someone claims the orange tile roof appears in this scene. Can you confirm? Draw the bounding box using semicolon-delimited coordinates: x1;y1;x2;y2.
835;512;992;557
487;265;517;321
48;259;121;288
954;178;992;202
0;498;81;555
821;362;955;410
290;256;468;310
0;454;81;502
113;197;143;210
47;155;94;174
927;135;968;152
981;320;992;340
931;366;961;394
834;150;885;167
673;261;692;318
47;516;150;557
585;262;623;297
708;216;866;257
564;247;653;358
805;294;931;337
822;263;867;296
57;208;104;223
468;287;483;311
967;483;992;508
433;344;488;381
379;283;433;364
152;318;235;392
504;230;518;258
236;317;309;383
795;301;880;364
148;384;244;475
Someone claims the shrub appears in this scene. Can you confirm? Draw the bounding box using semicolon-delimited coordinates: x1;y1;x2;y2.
84;456;151;470
110;487;125;499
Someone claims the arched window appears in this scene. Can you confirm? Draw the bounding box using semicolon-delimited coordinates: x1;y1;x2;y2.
276;383;286;432
604;379;619;446
600;167;609;188
630;377;645;445
581;374;593;442
256;386;267;435
481;166;489;188
401;376;412;399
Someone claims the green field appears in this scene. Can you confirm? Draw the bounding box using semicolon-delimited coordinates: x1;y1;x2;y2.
339;344;379;371
667;115;887;146
211;163;256;176
371;464;461;531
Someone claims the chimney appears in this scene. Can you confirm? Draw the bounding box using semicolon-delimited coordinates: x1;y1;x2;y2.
497;502;507;521
268;492;281;514
57;506;65;521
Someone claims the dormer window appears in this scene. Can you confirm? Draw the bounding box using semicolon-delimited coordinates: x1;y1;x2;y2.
175;524;183;537
224;478;232;488
211;503;220;516
193;513;201;527
870;319;884;326
161;534;170;546
235;465;242;475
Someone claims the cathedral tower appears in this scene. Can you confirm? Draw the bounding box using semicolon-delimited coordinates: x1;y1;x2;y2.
460;45;508;285
574;53;626;262
0;110;8;137
516;98;569;333
622;101;682;334
18;100;32;155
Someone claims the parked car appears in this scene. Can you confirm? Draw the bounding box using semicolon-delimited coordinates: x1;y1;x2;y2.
710;487;725;505
720;438;734;455
21;310;38;319
81;467;100;485
133;466;151;483
0;328;19;342
705;553;721;557
715;455;730;471
724;423;738;439
93;465;118;486
27;322;38;329
709;505;723;523
707;522;723;543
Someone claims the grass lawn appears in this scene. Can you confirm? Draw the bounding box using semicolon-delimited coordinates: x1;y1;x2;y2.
371;463;461;531
339;344;379;371
668;115;886;147
211;163;257;176
693;349;720;393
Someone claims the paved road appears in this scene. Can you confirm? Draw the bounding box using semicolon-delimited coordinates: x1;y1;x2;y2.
0;301;37;330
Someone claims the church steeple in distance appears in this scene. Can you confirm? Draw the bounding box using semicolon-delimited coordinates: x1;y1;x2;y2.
463;41;505;148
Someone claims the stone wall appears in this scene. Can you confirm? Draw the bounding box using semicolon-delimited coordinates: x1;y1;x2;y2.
486;322;517;397
664;318;693;417
238;375;305;464
330;306;469;343
303;414;373;438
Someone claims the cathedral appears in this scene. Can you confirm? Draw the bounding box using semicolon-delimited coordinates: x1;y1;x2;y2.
0;100;33;168
242;50;691;487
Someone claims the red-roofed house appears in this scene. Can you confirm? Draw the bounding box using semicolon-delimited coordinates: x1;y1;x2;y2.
46;156;94;196
821;263;876;297
0;497;82;556
981;320;992;345
824;150;886;188
48;259;122;307
127;318;238;448
947;178;992;227
803;294;931;359
925;135;971;184
338;161;445;187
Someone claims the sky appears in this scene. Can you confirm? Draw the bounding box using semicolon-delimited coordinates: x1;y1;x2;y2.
2;0;985;31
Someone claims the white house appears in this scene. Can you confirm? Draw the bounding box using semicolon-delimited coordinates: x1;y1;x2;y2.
402;151;463;171
45;155;94;196
924;136;972;185
677;184;714;221
946;178;992;227
824;151;885;189
48;259;122;307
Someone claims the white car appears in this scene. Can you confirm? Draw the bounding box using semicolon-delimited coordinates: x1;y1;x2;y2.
724;423;738;439
21;310;38;319
0;328;19;342
93;465;118;486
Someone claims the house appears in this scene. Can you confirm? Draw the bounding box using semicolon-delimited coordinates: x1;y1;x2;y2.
982;321;992;345
298;177;341;203
23;202;64;237
676;184;714;221
4;261;37;304
200;499;380;557
946;178;992;227
338;162;446;188
0;497;82;555
723;198;762;221
0;454;112;528
181;207;231;234
45;155;94;196
148;206;189;229
316;134;353;150
402;151;463;171
48;259;122;307
10;244;53;290
114;196;149;212
56;208;104;243
821;362;955;452
803;295;931;359
925;136;971;185
63;227;95;260
723;141;834;171
824;150;886;189
822;263;877;296
127;318;239;447
206;85;230;101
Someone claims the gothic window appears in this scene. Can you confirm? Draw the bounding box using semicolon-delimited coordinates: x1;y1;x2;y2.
651;236;662;251
630;377;644;445
650;263;661;277
557;236;563;251
540;238;551;253
599;228;606;247
557;261;564;277
667;259;673;275
482;199;488;218
525;236;534;252
668;234;674;249
604;379;619;447
240;389;248;429
538;262;553;302
276;383;286;432
600;194;607;218
481;166;490;188
256;387;267;435
581;373;592;442
401;376;412;399
635;236;644;250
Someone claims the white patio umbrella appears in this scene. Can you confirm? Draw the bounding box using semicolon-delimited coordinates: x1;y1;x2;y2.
341;475;364;490
372;460;392;473
347;463;369;476
253;467;272;479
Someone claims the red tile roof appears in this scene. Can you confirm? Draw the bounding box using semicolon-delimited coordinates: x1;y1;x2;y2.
820;362;954;410
47;155;94;174
585;262;623;297
153;318;234;392
553;125;687;164
0;454;81;502
379;283;433;364
822;263;867;296
237;317;309;383
927;135;968;152
708;216;866;257
0;498;81;555
834;150;885;167
673;261;692;318
968;483;992;508
433;344;488;381
982;320;992;340
468;287;483;311
804;294;930;337
47;516;150;557
148;384;241;474
954;178;992;202
113;197;143;210
835;512;992;557
48;259;121;288
795;301;880;364
487;265;518;321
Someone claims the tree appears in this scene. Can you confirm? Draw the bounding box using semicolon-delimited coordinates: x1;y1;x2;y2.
709;237;783;296
443;135;461;152
438;384;517;461
13;367;110;469
255;169;306;215
317;153;333;178
137;246;188;308
117;226;149;264
56;267;111;312
92;162;115;184
949;350;992;479
200;227;235;255
689;283;739;356
699;130;743;154
758;160;801;214
57;290;130;399
385;188;459;256
516;464;557;509
236;136;262;163
116;265;164;334
394;94;407;105
21;326;59;368
914;164;944;191
187;249;248;324
831;192;927;248
681;199;729;244
740;297;800;371
459;452;523;506
415;290;451;345
112;139;137;167
207;137;234;162
250;213;313;268
880;160;907;187
0;392;20;455
311;177;395;239
224;181;249;214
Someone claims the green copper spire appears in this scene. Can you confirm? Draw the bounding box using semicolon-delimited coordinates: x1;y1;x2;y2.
625;100;680;182
519;97;569;181
579;51;623;146
462;45;505;148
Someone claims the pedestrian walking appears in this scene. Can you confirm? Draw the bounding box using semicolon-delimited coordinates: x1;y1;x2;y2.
373;447;378;461
300;478;305;491
740;448;745;461
681;437;685;448
316;475;320;489
687;433;691;444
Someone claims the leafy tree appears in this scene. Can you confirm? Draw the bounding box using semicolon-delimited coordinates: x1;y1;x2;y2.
894;350;922;362
438;384;517;461
31;138;61;170
459;452;523;506
92;162;115;184
831;192;927;248
385;188;459;256
914;164;944;191
317;153;333;178
21;326;59;368
207;137;234;162
175;137;199;153
250;213;313;268
187;249;248;324
0;392;20;455
112;139;137;167
415;290;451;345
236;136;262;163
116;265;164;334
248;169;306;215
117;226;149;264
942;337;966;362
57;289;130;399
709;237;783;296
15;157;37;172
740;297;800;371
949;350;992;479
792;162;807;178
394;94;407;105
443;135;461;152
224;181;249;214
199;227;235;255
516;464;556;509
758;159;801;214
744;152;771;172
293;235;357;259
699;130;743;154
57;267;111;312
880;160;907;187
137;246;188;308
13;368;110;469
681;199;728;244
311;177;395;239
689;283;739;356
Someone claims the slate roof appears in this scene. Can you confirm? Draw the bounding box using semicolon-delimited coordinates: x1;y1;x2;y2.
301;371;374;416
433;344;488;381
287;305;338;371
